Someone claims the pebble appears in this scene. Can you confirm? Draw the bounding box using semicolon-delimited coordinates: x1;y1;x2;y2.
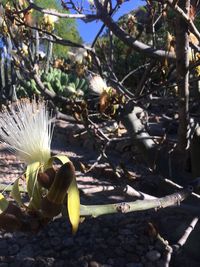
62;237;74;247
0;240;7;250
8;244;20;255
146;250;161;262
22;257;36;267
16;245;34;259
88;261;101;267
126;263;143;267
3;233;13;239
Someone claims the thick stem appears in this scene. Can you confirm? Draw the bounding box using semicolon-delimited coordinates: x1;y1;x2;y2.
45;36;53;73
176;0;190;152
80;187;192;217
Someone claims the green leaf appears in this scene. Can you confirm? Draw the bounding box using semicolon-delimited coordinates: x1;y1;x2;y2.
0;193;9;214
11;178;23;206
48;154;70;167
26;162;42;210
67;177;80;234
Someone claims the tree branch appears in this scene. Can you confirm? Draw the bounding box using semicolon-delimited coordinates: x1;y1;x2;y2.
80;186;192;217
166;0;200;42
93;0;175;60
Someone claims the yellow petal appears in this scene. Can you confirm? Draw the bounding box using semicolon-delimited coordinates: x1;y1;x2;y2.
67;177;80;234
26;162;42;210
48;154;70;167
0;193;9;214
11;178;23;206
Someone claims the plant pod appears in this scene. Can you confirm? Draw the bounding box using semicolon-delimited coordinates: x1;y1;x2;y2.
0;214;22;232
37;167;56;189
41;162;75;217
4;201;24;221
40;196;62;218
47;162;75;204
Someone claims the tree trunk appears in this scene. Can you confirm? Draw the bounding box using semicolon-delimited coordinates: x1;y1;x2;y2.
176;0;190;152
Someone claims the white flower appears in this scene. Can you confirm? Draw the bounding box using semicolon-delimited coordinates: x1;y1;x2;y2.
88;75;108;95
43;10;59;24
68;49;88;64
0;99;54;165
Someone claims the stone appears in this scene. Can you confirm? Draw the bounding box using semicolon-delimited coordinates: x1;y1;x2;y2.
46;257;55;266
22;257;36;267
62;237;74;247
0;240;7;250
16;245;34;259
112;257;126;267
9;244;20;255
114;247;125;257
50;237;62;247
88;261;101;267
54;260;66;267
126;263;143;267
3;233;13;239
146;250;161;262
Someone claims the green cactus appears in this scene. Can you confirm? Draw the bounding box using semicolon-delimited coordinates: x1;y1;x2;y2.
16;67;89;98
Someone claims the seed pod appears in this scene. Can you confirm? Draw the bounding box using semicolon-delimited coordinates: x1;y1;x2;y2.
41;196;62;218
4;201;24;221
37;167;56;189
41;161;75;218
0;213;22;232
47;161;75;204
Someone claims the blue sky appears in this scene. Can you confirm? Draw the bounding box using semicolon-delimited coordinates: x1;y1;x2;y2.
76;0;143;43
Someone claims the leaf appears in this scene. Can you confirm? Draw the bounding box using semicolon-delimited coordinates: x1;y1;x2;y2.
48;154;70;167
26;162;42;210
0;193;9;214
67;177;80;234
11;178;23;206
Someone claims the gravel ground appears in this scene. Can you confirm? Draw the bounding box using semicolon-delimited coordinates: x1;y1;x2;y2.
0;121;200;267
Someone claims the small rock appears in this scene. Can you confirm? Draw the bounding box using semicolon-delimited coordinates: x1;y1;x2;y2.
114;247;125;256
88;261;101;267
62;237;74;247
50;237;61;247
17;237;28;247
35;257;47;267
3;233;13;239
126;263;143;267
16;245;34;259
9;244;20;255
46;257;55;266
9;261;21;267
54;260;66;267
113;257;126;267
146;250;161;262
119;229;132;235
22;257;36;267
0;240;7;249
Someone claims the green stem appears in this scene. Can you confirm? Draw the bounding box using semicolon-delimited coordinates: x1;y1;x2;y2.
0;184;26;193
80;188;192;218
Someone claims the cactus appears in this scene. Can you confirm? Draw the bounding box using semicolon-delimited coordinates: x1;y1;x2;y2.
16;67;89;98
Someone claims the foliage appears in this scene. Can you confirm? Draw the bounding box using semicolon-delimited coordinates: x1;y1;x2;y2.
34;0;82;58
17;67;89;98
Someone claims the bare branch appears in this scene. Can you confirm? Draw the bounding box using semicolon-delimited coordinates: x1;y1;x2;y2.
23;1;98;21
93;0;175;60
80;186;193;217
166;0;200;42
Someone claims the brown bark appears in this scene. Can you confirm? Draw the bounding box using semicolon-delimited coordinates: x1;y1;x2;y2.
176;0;190;152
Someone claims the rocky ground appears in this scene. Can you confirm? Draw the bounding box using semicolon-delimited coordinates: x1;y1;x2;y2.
0;120;200;267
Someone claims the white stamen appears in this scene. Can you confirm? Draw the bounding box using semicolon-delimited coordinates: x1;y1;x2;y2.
0;99;53;165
